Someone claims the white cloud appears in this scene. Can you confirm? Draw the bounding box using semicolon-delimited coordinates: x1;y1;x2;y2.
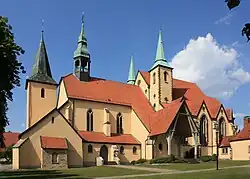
214;13;233;25
170;33;250;99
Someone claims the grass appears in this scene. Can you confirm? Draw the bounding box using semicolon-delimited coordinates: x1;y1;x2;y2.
130;167;250;179
140;160;250;171
0;166;152;179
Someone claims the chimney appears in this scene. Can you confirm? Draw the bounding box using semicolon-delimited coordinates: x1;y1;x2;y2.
243;116;250;127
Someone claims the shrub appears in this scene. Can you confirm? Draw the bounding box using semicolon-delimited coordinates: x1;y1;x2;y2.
150;155;175;164
211;154;217;161
3;145;13;162
135;159;147;164
131;160;136;165
200;155;212;162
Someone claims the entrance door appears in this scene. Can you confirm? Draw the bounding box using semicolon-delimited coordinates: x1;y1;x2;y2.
100;145;108;164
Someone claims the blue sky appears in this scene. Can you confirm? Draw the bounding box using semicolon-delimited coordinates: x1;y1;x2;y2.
1;0;250;132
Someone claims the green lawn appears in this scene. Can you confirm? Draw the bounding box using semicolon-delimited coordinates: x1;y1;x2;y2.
140;160;250;171
130;167;250;179
0;166;152;179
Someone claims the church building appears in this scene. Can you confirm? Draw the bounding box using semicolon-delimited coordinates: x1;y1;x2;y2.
12;15;237;169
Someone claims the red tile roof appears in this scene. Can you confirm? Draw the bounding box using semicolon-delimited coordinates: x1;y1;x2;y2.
231;123;250;142
225;108;233;121
40;136;68;149
1;132;19;148
63;74;154;131
219;136;233;147
78;131;140;145
149;98;183;136
140;71;224;119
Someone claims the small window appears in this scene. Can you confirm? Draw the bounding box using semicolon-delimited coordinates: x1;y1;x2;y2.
52;153;58;164
75;60;80;67
153;73;156;84
158;143;163;151
88;144;93;153
153;94;156;99
120;146;124;154
164;71;168;82
202;106;205;111
133;146;137;155
51;117;54;124
137;80;141;86
145;89;147;94
164;97;168;102
41;88;45;98
222;148;228;154
153;103;156;109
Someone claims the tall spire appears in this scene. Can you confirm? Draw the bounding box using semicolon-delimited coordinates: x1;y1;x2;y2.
150;29;170;71
74;12;89;59
27;23;57;86
127;56;136;84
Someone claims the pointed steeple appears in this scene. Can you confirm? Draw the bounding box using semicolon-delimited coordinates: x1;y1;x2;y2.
74;13;90;59
150;30;170;71
28;29;57;86
127;56;136;84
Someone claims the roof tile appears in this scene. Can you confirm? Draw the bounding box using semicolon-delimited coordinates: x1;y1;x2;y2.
40;136;68;149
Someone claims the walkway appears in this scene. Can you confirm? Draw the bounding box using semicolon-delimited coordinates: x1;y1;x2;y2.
95;164;250;179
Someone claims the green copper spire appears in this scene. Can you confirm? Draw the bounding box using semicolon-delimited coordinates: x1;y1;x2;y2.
28;29;57;85
74;13;90;59
150;30;170;71
127;56;136;84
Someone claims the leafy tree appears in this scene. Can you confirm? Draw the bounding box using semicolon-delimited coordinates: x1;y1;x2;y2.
225;0;250;42
0;16;25;143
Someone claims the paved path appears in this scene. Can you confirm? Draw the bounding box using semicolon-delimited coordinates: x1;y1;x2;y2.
0;164;12;172
94;164;250;179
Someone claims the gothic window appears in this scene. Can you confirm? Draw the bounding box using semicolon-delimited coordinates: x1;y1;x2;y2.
120;146;124;154
116;113;123;134
41;88;45;98
51;117;54;124
88;144;93;153
153;73;156;84
200;115;208;146
133;146;137;154
52;153;58;164
87;109;93;131
75;60;80;67
222;148;228;154
158;143;163;151
219;117;226;141
145;89;147;94
164;71;168;82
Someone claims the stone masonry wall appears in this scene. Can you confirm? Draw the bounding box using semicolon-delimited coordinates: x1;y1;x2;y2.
41;149;68;169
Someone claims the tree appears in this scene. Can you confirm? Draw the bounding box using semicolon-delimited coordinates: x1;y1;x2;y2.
0;16;25;143
225;0;250;42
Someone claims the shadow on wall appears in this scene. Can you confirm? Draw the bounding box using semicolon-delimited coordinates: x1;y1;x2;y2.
0;170;91;179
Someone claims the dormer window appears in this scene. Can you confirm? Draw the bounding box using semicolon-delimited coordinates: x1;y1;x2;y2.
164;71;168;83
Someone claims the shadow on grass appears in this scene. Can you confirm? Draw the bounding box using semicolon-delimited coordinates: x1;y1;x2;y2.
0;170;92;179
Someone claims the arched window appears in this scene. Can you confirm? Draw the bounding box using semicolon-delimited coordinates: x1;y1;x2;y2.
137;80;141;86
153;103;156;109
88;144;93;153
116;113;123;134
41;88;45;98
120;146;124;154
158;143;163;151
133;146;137;154
200;115;208;146
153;73;156;84
87;109;93;131
164;71;168;82
219;117;226;141
52;153;58;164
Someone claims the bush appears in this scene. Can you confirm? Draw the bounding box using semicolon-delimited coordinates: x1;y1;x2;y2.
132;159;148;165
131;160;136;165
2;146;13;163
211;154;217;161
150;154;176;164
200;155;212;162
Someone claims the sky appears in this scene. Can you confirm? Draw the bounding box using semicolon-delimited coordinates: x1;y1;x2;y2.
1;0;250;132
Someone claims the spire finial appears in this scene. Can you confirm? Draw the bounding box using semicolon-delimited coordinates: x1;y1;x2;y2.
127;56;136;85
81;12;84;23
40;18;44;41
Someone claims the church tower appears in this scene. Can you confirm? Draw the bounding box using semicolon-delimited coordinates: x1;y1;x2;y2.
73;14;91;81
25;30;57;129
149;30;173;111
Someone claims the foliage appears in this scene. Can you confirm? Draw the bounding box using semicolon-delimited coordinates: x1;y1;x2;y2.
150;154;175;164
200;155;212;162
2;145;13;163
224;0;250;42
131;159;148;165
211;154;217;161
0;16;25;142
